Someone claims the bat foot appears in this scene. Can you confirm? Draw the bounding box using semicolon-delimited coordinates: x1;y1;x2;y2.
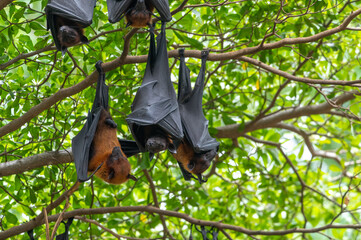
105;118;117;128
146;136;168;153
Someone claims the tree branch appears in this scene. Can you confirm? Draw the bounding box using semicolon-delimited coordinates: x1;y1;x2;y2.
239;56;361;86
216;90;359;139
0;149;73;177
1;205;360;239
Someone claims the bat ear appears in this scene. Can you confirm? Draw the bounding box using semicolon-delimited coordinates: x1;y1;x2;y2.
80;35;89;44
128;174;137;181
108;168;115;180
168;143;177;154
187;162;195;171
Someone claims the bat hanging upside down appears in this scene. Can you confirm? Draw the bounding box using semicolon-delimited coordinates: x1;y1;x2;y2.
88;108;137;184
125;0;155;28
172;138;217;182
55;15;89;50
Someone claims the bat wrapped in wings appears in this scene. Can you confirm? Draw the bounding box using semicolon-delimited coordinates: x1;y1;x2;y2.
72;61;138;184
107;0;172;28
173;49;220;183
126;23;183;159
45;0;95;54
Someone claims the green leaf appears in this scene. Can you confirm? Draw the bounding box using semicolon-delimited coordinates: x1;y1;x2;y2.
5;212;18;224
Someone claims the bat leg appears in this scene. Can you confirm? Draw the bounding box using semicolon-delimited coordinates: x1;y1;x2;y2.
105;118;118;128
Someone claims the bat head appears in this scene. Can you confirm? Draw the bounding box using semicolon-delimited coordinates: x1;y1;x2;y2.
187;148;217;175
125;0;153;28
145;135;169;153
187;149;217;174
143;126;171;153
172;140;218;182
101;147;137;184
58;25;81;47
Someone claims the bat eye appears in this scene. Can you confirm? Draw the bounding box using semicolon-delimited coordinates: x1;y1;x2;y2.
187;162;195;171
108;168;115;180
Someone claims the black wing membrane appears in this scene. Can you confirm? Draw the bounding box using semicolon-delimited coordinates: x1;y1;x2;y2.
72;61;139;182
126;22;183;152
118;139;141;157
178;49;220;153
149;0;172;22
45;0;96;51
72;61;107;182
107;0;172;23
107;0;133;23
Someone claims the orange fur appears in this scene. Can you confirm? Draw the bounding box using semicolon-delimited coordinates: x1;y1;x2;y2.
88;108;134;184
172;139;215;175
125;0;155;28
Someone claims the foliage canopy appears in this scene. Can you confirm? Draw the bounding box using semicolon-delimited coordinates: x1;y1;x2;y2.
1;0;361;239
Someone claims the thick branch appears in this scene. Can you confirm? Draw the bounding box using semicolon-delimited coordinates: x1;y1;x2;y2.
0;150;73;177
1;205;360;239
216;90;359;138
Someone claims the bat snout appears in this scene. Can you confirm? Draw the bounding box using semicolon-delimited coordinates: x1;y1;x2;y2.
146;136;168;153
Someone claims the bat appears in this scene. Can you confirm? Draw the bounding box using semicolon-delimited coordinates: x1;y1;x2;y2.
88;108;136;184
72;61;139;184
107;0;172;28
172;138;217;183
174;49;220;183
56;16;89;49
45;0;96;54
125;0;154;28
126;23;183;158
